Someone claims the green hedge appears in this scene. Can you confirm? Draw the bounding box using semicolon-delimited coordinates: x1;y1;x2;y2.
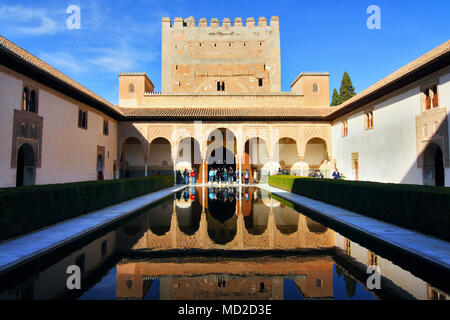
268;175;450;241
0;175;174;242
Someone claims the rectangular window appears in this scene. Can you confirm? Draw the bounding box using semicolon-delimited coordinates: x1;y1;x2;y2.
342;120;348;137
78;109;88;130
258;78;263;87
217;81;225;91
422;83;439;111
365;111;374;129
103;119;109;136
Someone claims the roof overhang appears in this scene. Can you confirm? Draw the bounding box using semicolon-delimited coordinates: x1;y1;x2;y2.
0;44;123;120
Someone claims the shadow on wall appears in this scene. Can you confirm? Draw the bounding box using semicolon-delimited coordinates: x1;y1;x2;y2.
401;109;448;186
118;124;174;178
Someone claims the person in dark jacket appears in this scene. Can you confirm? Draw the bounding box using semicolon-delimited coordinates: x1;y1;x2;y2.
332;168;341;180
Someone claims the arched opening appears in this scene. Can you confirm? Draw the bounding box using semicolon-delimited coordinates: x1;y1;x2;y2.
207;187;237;244
149;137;173;176
423;143;445;186
435;148;445;186
208;147;236;170
147;199;173;236
16;143;35;187
206;128;237;183
22;87;29;111
244;137;269;183
176;187;202;235
274;205;299;235
274;137;298;174
304;138;328;177
312;83;319;93
306;217;328;234
177;137;202;183
121;137;145;178
244;189;269;235
29;90;37;113
97;154;104;173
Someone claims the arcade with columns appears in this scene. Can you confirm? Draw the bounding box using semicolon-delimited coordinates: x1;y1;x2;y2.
118;121;334;183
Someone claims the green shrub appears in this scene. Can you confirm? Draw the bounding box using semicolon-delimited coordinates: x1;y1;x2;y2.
268;175;450;241
0;175;174;241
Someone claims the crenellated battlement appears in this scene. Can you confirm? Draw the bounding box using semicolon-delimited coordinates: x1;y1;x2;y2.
162;16;279;29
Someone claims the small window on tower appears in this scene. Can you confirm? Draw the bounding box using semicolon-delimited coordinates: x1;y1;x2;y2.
258;78;263;87
129;84;135;94
312;83;319;93
217;81;225;91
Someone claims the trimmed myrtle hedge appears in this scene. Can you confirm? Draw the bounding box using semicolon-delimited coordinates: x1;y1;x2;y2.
268;175;450;241
0;175;173;242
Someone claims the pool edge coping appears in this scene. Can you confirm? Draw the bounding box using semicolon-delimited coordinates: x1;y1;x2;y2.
0;185;186;275
259;184;450;272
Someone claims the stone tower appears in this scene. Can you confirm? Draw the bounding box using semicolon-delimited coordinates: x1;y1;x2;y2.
161;16;281;93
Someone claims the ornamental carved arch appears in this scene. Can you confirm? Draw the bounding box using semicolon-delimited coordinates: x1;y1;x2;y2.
118;123;149;160
299;126;332;161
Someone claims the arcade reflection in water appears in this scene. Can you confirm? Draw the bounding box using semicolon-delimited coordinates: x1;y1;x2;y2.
121;187;334;250
0;187;448;300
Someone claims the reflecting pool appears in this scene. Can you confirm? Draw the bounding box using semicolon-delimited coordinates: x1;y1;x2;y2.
0;187;448;300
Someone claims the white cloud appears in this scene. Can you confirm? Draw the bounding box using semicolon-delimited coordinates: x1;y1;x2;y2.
0;4;62;35
39;51;86;73
88;44;158;73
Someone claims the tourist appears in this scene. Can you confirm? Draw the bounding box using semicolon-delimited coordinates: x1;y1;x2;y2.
209;168;214;183
244;169;250;184
190;169;196;184
314;170;323;178
253;170;258;184
215;168;220;183
278;168;282;175
332;168;341;180
223;168;228;183
97;170;104;181
183;169;189;185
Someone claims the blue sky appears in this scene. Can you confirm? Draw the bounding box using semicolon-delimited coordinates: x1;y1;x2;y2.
0;0;449;105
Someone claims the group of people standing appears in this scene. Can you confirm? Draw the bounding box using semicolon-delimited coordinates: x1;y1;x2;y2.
183;169;197;185
182;167;258;185
208;167;253;184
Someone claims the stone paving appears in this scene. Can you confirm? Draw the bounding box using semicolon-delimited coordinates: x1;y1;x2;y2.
0;185;185;274
260;184;450;270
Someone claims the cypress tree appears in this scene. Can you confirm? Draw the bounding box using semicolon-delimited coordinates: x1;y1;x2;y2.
330;88;342;106
339;71;356;102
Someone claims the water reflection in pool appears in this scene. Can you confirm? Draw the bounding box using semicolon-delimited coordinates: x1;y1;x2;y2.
120;187;334;251
0;187;448;300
